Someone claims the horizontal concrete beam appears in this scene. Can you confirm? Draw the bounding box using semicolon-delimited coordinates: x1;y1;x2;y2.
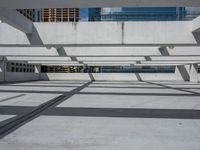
6;56;200;63
38;64;84;66
151;56;200;61
0;21;197;46
1;47;200;57
141;61;200;64
28;61;79;64
0;0;200;8
0;8;32;33
10;58;200;66
134;64;186;66
6;56;72;61
85;63;132;66
85;63;194;66
84;61;137;64
27;60;200;66
0;47;58;56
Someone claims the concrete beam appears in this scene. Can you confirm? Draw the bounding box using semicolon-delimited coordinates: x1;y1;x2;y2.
151;56;200;61
15;60;200;66
0;8;32;33
77;57;145;61
6;56;72;61
84;61;137;64
1;47;200;57
39;64;84;66
141;61;200;64
28;61;79;64
0;21;197;46
6;56;200;64
0;0;200;9
0;47;58;56
134;64;184;66
85;63;132;66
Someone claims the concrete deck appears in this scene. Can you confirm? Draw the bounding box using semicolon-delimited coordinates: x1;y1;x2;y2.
0;80;200;150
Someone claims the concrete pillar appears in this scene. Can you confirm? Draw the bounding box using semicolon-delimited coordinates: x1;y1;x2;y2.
0;57;6;82
190;64;199;82
35;65;41;73
35;65;41;80
175;65;190;81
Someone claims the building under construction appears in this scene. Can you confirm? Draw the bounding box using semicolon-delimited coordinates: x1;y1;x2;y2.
40;8;79;22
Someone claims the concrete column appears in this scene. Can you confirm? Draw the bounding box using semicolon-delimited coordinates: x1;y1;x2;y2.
190;64;199;82
35;65;41;73
175;65;190;81
35;65;41;80
0;57;6;82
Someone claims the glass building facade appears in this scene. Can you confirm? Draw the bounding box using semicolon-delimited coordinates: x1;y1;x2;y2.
185;7;200;20
89;7;186;21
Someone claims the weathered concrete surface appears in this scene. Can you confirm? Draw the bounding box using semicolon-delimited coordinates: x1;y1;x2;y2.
0;21;197;46
1;116;200;150
0;115;15;122
0;81;200;150
1;47;200;57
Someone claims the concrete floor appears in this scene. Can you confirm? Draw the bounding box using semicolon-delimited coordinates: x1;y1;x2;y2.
0;80;200;150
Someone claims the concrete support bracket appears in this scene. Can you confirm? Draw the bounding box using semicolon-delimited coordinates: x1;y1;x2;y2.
190;64;199;82
175;65;190;81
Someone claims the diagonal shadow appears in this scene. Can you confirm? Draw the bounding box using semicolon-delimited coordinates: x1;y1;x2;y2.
135;73;142;81
177;65;190;81
0;94;26;103
56;47;67;56
26;24;43;46
158;47;170;56
145;81;200;95
0;81;92;139
0;84;79;88
56;47;83;64
88;73;95;81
